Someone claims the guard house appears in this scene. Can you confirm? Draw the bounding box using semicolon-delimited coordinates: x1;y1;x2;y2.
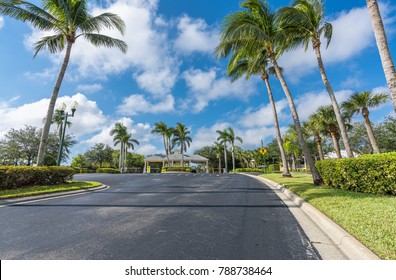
144;152;209;173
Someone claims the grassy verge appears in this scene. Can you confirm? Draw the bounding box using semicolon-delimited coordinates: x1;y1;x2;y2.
0;181;102;200
261;172;396;260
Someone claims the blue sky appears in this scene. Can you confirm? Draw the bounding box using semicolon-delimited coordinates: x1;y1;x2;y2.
0;0;395;161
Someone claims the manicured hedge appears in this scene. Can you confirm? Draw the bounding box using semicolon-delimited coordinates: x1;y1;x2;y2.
316;152;396;195
96;168;120;174
267;164;280;173
0;166;75;190
162;167;191;172
235;168;262;173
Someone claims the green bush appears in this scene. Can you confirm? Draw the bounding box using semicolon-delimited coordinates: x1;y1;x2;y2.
96;168;120;174
0;166;74;190
316;152;396;195
235;168;262;173
267;164;280;173
162;167;191;172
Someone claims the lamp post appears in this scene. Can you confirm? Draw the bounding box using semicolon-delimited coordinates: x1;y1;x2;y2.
57;101;78;166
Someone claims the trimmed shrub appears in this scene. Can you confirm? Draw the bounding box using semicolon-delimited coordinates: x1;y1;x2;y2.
267;164;280;173
235;168;262;173
0;166;74;190
316;152;396;195
162;167;191;172
96;168;120;174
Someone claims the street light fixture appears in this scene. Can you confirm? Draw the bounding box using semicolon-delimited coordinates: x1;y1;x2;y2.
57;101;78;166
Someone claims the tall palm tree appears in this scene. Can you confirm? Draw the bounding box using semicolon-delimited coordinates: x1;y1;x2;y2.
366;0;396;112
216;128;229;173
0;0;127;166
283;125;301;171
225;127;243;172
303;116;326;160
213;141;224;173
342;90;388;154
110;122;128;173
278;0;353;158
217;0;323;185
172;123;192;170
151;122;171;166
121;133;139;172
49;109;72;140
315;106;343;158
220;45;291;177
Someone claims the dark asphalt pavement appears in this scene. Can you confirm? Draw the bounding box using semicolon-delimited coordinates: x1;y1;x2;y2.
0;173;320;260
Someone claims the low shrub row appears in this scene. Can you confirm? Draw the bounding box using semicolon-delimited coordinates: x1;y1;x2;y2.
162;167;191;172
235;168;262;173
96;168;120;174
267;164;280;173
316;152;396;195
0;166;74;190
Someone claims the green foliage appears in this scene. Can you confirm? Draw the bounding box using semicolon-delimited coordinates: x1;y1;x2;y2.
316;152;396;195
162;167;191;172
0;166;74;190
96;168;120;174
267;164;280;172
235;168;262;173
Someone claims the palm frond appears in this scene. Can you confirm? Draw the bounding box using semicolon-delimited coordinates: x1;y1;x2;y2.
81;33;127;53
79;12;126;35
34;34;66;56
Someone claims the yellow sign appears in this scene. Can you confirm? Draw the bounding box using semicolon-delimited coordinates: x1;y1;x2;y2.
259;148;267;155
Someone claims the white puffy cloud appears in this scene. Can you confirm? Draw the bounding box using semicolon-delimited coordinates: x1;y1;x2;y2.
174;15;219;54
117;94;175;115
279;5;375;81
23;0;178;95
182;68;258;113
0;93;106;139
238;99;289;128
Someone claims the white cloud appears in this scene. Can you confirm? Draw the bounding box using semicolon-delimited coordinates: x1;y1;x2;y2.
238;99;289;128
76;83;103;93
279;5;375;81
174;15;219;54
189;122;230;152
23;0;178;95
0;16;4;29
117;94;175;115
295;89;354;120
0;93;106;139
182;68;258;113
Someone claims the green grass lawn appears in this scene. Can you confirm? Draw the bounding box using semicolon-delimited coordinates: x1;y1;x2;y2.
0;181;102;200
261;172;396;260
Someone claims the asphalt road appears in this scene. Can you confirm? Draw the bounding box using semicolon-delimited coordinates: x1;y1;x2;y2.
0;173;320;260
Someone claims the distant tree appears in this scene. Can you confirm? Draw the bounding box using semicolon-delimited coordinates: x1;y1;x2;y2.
172;123;192;170
85;143;113;168
71;154;88;169
226;127;243;172
342;90;388;153
151;122;172;165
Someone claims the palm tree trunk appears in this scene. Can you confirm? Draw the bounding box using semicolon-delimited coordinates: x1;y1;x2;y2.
314;134;325;160
181;143;184;170
37;41;73;166
291;153;296;171
119;143;123;173
270;55;323;185
313;44;354;158
231;145;235;172
223;144;228;173
366;0;396;112
263;77;291;177
163;135;170;167
330;132;342;158
363;113;380;153
218;156;221;173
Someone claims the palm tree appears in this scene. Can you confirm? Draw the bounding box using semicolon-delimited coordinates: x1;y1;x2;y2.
172;123;192;170
220;45;291;177
315;106;343;158
225;127;243;172
303;116;326;160
110;122;128;173
51;109;72;140
217;0;323;185
342;91;388;153
278;0;353;158
0;0;127;166
151;122;171;166
283;125;301;171
216;129;229;173
213;141;224;173
366;0;396;112
121;133;139;172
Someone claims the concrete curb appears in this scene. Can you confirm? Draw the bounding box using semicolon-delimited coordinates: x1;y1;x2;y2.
247;174;380;260
0;184;109;207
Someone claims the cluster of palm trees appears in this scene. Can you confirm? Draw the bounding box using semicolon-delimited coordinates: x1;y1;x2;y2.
0;0;128;166
215;127;243;173
215;0;395;185
304;90;388;158
151;122;192;169
110;122;139;173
